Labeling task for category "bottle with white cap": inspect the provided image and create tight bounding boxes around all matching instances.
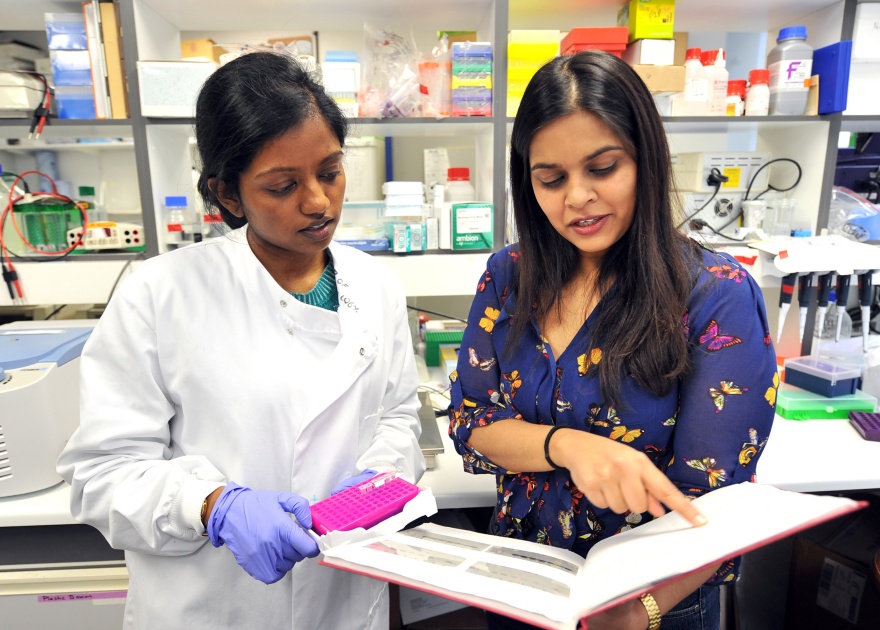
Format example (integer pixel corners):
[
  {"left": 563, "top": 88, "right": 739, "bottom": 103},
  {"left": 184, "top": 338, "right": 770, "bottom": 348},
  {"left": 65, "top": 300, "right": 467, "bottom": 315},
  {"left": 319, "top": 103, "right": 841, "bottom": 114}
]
[{"left": 708, "top": 49, "right": 729, "bottom": 116}]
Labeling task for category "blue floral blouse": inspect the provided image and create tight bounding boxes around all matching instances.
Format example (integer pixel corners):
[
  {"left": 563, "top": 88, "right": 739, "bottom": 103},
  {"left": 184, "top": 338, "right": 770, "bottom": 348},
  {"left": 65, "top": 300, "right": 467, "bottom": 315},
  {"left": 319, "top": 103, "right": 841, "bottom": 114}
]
[{"left": 448, "top": 244, "right": 778, "bottom": 584}]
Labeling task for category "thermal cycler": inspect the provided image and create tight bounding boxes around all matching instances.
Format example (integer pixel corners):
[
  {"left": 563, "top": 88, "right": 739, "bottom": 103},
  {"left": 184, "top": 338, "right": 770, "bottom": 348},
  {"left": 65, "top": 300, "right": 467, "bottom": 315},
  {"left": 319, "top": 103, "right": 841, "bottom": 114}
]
[{"left": 0, "top": 320, "right": 95, "bottom": 498}]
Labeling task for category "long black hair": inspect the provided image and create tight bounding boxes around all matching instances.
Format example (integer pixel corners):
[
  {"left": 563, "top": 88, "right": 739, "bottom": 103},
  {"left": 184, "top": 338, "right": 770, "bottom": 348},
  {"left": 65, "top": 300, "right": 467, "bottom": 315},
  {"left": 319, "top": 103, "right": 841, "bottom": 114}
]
[
  {"left": 194, "top": 52, "right": 348, "bottom": 228},
  {"left": 508, "top": 50, "right": 701, "bottom": 406}
]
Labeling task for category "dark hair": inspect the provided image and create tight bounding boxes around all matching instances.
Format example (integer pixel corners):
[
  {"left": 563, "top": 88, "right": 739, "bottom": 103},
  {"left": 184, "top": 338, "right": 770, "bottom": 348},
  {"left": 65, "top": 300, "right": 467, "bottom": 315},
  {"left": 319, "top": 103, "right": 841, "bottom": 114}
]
[
  {"left": 508, "top": 50, "right": 700, "bottom": 405},
  {"left": 194, "top": 52, "right": 348, "bottom": 228}
]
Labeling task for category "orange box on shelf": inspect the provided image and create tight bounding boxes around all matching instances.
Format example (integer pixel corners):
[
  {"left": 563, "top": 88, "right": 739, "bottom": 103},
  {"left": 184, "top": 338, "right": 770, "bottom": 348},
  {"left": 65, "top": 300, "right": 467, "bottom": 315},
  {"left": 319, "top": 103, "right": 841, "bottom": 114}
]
[{"left": 561, "top": 27, "right": 629, "bottom": 57}]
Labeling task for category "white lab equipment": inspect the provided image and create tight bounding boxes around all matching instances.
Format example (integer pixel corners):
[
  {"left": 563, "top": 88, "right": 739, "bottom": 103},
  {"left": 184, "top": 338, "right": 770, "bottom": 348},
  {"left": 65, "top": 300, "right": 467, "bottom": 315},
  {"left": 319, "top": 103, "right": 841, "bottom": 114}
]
[{"left": 0, "top": 320, "right": 94, "bottom": 498}]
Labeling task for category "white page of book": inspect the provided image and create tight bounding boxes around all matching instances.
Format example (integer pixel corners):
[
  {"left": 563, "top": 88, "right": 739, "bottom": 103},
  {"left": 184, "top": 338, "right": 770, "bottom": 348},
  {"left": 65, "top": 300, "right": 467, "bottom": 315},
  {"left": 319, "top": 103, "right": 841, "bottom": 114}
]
[
  {"left": 323, "top": 523, "right": 589, "bottom": 623},
  {"left": 572, "top": 483, "right": 861, "bottom": 614}
]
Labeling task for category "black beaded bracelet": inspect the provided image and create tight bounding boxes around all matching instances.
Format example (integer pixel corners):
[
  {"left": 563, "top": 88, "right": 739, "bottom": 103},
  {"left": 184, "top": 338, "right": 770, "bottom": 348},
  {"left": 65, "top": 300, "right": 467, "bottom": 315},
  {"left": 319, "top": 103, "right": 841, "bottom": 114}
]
[{"left": 544, "top": 425, "right": 563, "bottom": 470}]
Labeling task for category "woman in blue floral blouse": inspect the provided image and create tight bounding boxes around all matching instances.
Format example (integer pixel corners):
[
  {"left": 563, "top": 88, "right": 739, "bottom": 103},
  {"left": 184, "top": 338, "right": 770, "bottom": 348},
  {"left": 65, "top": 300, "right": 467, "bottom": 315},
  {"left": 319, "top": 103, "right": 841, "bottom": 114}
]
[{"left": 448, "top": 51, "right": 777, "bottom": 630}]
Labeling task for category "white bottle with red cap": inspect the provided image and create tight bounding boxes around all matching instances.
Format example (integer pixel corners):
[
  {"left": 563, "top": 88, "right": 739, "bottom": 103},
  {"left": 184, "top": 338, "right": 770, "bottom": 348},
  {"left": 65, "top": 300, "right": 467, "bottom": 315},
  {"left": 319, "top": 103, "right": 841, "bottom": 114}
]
[
  {"left": 682, "top": 47, "right": 709, "bottom": 116},
  {"left": 445, "top": 167, "right": 476, "bottom": 203}
]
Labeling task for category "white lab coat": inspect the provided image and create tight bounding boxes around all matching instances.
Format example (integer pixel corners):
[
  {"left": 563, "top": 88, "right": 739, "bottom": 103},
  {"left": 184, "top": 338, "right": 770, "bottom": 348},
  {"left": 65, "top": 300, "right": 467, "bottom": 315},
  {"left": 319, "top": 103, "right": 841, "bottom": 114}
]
[{"left": 57, "top": 227, "right": 425, "bottom": 630}]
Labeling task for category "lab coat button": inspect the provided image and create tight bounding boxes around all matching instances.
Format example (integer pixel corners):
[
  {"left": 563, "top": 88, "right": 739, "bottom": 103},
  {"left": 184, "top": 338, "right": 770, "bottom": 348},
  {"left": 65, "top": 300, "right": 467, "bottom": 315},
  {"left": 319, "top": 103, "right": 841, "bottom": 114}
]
[
  {"left": 280, "top": 299, "right": 288, "bottom": 308},
  {"left": 359, "top": 348, "right": 365, "bottom": 356},
  {"left": 287, "top": 328, "right": 294, "bottom": 336}
]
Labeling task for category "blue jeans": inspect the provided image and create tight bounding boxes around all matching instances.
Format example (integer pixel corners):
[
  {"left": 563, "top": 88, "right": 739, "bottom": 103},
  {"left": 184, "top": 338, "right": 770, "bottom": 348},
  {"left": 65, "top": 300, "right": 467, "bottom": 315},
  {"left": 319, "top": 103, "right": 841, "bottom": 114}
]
[{"left": 485, "top": 585, "right": 721, "bottom": 630}]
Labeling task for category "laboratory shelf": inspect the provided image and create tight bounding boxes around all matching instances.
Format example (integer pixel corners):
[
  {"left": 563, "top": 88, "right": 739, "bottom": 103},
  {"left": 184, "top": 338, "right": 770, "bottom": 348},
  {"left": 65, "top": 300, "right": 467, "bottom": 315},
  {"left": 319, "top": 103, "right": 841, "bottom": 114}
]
[{"left": 839, "top": 115, "right": 880, "bottom": 133}]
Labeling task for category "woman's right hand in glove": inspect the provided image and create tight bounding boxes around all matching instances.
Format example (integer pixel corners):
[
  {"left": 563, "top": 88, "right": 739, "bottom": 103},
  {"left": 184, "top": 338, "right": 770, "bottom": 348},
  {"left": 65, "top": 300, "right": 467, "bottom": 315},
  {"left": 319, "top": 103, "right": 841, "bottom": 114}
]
[{"left": 206, "top": 482, "right": 320, "bottom": 584}]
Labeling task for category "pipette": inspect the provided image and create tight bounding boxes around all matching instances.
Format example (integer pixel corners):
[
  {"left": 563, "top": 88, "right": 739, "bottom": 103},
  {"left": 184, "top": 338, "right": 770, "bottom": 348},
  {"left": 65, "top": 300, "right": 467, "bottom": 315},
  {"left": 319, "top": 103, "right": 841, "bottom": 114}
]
[
  {"left": 797, "top": 273, "right": 814, "bottom": 343},
  {"left": 813, "top": 272, "right": 833, "bottom": 355},
  {"left": 857, "top": 271, "right": 873, "bottom": 352},
  {"left": 777, "top": 273, "right": 797, "bottom": 343},
  {"left": 835, "top": 274, "right": 851, "bottom": 343}
]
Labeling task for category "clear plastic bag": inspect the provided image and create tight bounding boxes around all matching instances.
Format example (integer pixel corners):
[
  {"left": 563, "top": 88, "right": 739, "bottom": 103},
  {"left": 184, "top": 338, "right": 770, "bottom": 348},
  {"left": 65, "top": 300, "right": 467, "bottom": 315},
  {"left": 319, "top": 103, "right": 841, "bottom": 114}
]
[
  {"left": 828, "top": 186, "right": 880, "bottom": 241},
  {"left": 360, "top": 23, "right": 423, "bottom": 118}
]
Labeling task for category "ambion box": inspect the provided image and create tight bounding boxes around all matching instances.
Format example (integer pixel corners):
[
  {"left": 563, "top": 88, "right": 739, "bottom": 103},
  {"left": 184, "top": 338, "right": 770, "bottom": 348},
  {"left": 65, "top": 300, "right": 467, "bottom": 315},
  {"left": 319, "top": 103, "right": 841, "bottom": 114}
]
[
  {"left": 784, "top": 356, "right": 862, "bottom": 398},
  {"left": 775, "top": 383, "right": 876, "bottom": 420},
  {"left": 617, "top": 0, "right": 676, "bottom": 43},
  {"left": 137, "top": 61, "right": 217, "bottom": 117},
  {"left": 452, "top": 203, "right": 493, "bottom": 250}
]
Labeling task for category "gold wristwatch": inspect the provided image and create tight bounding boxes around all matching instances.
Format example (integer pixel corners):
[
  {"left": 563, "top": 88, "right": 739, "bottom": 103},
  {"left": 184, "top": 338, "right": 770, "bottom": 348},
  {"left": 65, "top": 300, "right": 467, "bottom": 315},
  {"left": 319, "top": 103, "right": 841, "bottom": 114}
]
[{"left": 639, "top": 593, "right": 662, "bottom": 630}]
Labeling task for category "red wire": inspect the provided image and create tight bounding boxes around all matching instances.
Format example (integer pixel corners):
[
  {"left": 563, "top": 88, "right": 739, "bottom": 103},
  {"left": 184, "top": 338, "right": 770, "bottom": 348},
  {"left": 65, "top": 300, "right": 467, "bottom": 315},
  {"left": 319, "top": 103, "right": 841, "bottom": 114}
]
[{"left": 0, "top": 170, "right": 89, "bottom": 300}]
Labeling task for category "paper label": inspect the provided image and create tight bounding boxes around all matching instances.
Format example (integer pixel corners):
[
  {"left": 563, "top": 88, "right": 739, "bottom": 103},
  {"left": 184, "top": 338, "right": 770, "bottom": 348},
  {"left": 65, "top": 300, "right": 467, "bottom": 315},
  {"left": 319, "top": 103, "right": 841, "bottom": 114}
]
[
  {"left": 722, "top": 168, "right": 741, "bottom": 189},
  {"left": 815, "top": 557, "right": 865, "bottom": 624},
  {"left": 768, "top": 59, "right": 813, "bottom": 90}
]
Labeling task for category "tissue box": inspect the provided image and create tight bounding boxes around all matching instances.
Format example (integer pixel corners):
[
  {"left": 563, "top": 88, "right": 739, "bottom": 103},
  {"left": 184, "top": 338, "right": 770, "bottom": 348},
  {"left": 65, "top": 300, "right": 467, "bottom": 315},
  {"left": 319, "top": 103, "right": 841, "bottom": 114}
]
[
  {"left": 137, "top": 61, "right": 217, "bottom": 117},
  {"left": 784, "top": 356, "right": 862, "bottom": 398}
]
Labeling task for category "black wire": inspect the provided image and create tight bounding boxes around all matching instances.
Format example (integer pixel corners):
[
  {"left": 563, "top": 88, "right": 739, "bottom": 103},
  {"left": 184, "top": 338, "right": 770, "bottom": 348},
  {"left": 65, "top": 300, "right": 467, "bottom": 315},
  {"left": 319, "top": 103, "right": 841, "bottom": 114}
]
[
  {"left": 714, "top": 157, "right": 804, "bottom": 233},
  {"left": 744, "top": 158, "right": 803, "bottom": 202},
  {"left": 107, "top": 252, "right": 145, "bottom": 303},
  {"left": 675, "top": 182, "right": 721, "bottom": 230},
  {"left": 45, "top": 304, "right": 67, "bottom": 319},
  {"left": 407, "top": 305, "right": 467, "bottom": 323}
]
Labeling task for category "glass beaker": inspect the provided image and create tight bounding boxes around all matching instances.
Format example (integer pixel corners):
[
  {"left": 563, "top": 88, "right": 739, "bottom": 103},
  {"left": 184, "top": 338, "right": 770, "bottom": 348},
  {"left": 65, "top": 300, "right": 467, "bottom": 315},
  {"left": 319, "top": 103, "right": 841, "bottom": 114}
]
[
  {"left": 741, "top": 200, "right": 766, "bottom": 229},
  {"left": 765, "top": 198, "right": 796, "bottom": 239}
]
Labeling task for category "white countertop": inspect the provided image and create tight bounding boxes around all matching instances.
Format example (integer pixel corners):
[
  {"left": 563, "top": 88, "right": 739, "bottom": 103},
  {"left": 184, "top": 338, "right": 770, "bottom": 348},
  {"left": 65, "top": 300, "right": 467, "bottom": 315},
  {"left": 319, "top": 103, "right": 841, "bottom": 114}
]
[
  {"left": 3, "top": 414, "right": 878, "bottom": 529},
  {"left": 757, "top": 414, "right": 880, "bottom": 492}
]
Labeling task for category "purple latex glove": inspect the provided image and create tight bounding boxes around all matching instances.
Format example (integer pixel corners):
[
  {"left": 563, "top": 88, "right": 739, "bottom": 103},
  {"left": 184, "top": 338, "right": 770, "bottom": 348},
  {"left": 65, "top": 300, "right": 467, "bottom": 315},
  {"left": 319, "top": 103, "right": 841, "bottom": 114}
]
[
  {"left": 207, "top": 482, "right": 319, "bottom": 584},
  {"left": 330, "top": 469, "right": 379, "bottom": 495}
]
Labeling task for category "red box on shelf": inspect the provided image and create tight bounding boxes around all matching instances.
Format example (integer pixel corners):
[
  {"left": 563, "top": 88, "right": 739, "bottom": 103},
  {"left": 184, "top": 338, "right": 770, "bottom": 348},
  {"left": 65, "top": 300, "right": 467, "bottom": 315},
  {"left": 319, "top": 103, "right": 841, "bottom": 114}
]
[{"left": 561, "top": 27, "right": 629, "bottom": 57}]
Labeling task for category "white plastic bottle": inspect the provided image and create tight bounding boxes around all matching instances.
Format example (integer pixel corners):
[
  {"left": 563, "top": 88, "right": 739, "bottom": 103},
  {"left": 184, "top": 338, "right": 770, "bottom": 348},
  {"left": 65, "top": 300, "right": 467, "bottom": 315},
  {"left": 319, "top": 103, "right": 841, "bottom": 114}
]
[
  {"left": 767, "top": 26, "right": 813, "bottom": 116},
  {"left": 708, "top": 49, "right": 729, "bottom": 116},
  {"left": 682, "top": 48, "right": 709, "bottom": 116},
  {"left": 745, "top": 69, "right": 770, "bottom": 116},
  {"left": 164, "top": 195, "right": 189, "bottom": 248},
  {"left": 445, "top": 167, "right": 476, "bottom": 202}
]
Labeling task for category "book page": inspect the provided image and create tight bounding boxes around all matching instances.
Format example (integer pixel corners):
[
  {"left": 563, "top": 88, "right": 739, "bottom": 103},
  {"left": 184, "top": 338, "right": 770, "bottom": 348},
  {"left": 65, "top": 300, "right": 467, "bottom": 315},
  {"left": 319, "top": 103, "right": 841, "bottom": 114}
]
[
  {"left": 574, "top": 483, "right": 862, "bottom": 615},
  {"left": 323, "top": 523, "right": 588, "bottom": 625}
]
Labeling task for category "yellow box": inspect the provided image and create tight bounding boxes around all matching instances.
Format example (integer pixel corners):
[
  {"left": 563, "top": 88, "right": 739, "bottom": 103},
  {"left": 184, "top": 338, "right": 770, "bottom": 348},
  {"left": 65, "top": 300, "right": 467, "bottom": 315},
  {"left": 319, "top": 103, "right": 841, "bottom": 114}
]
[
  {"left": 617, "top": 0, "right": 676, "bottom": 42},
  {"left": 180, "top": 39, "right": 224, "bottom": 64}
]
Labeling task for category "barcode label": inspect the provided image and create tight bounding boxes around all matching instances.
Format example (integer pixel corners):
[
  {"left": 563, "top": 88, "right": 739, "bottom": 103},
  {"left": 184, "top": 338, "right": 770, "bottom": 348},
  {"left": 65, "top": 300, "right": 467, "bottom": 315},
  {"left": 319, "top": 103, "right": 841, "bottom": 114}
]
[{"left": 815, "top": 557, "right": 866, "bottom": 624}]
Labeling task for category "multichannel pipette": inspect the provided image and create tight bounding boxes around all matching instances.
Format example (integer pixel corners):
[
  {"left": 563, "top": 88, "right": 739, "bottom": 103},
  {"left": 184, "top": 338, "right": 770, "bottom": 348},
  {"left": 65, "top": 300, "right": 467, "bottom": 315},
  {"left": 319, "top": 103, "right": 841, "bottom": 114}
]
[
  {"left": 777, "top": 273, "right": 798, "bottom": 343},
  {"left": 813, "top": 272, "right": 833, "bottom": 354},
  {"left": 797, "top": 273, "right": 814, "bottom": 343},
  {"left": 836, "top": 274, "right": 852, "bottom": 343}
]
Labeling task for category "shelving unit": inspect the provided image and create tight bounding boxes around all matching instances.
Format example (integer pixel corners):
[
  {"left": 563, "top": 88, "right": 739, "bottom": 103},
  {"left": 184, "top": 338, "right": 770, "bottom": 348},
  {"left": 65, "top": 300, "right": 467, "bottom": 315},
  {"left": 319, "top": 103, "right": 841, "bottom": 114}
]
[{"left": 0, "top": 0, "right": 877, "bottom": 306}]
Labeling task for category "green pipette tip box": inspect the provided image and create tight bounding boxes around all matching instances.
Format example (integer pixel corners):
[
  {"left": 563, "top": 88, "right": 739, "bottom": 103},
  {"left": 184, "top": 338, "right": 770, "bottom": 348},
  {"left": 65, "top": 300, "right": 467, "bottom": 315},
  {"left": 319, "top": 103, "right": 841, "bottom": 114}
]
[{"left": 776, "top": 383, "right": 877, "bottom": 420}]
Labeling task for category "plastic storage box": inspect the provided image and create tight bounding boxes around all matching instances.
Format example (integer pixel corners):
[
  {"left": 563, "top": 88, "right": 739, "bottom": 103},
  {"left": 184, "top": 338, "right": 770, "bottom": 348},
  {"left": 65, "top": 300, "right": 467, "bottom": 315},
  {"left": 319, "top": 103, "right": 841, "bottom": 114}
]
[
  {"left": 775, "top": 383, "right": 876, "bottom": 420},
  {"left": 784, "top": 356, "right": 862, "bottom": 398},
  {"left": 560, "top": 27, "right": 629, "bottom": 57}
]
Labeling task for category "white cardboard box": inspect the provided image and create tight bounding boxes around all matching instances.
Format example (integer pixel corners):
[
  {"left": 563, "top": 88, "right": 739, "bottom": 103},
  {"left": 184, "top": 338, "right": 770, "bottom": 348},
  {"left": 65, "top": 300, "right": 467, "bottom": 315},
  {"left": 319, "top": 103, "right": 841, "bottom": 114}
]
[{"left": 622, "top": 39, "right": 676, "bottom": 67}]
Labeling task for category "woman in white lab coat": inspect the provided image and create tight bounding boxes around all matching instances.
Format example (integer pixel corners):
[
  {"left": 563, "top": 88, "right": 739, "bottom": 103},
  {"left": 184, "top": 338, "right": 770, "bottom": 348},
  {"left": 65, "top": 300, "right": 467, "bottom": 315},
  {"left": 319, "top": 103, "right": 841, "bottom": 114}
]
[{"left": 57, "top": 51, "right": 425, "bottom": 629}]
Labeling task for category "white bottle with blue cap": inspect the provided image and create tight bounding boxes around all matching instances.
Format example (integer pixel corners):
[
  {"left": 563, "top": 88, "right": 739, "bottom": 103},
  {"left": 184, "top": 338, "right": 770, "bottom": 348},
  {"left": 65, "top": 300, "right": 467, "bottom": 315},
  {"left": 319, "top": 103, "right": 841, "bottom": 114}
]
[{"left": 767, "top": 25, "right": 813, "bottom": 116}]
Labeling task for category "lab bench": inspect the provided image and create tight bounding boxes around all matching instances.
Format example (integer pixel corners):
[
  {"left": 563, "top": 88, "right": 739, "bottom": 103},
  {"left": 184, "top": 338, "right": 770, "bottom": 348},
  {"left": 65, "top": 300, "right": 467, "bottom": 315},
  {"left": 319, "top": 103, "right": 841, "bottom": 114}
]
[{"left": 1, "top": 412, "right": 877, "bottom": 630}]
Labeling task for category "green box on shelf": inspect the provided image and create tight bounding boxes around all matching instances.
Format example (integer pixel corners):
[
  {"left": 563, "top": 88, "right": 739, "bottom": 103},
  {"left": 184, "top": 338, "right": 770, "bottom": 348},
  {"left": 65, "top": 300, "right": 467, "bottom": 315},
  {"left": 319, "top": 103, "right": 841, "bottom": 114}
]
[
  {"left": 775, "top": 383, "right": 877, "bottom": 420},
  {"left": 424, "top": 330, "right": 464, "bottom": 366}
]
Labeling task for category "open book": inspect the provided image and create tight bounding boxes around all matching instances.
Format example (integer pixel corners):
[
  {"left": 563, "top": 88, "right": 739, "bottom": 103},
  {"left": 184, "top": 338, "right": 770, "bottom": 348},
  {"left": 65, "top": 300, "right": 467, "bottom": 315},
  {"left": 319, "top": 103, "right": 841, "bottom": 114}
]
[{"left": 320, "top": 482, "right": 865, "bottom": 630}]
